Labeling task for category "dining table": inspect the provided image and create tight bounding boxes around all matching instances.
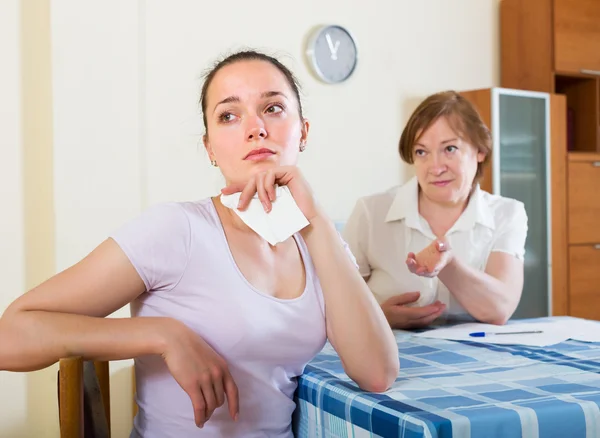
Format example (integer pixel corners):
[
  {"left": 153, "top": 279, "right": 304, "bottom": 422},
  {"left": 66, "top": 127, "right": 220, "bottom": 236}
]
[{"left": 293, "top": 316, "right": 600, "bottom": 438}]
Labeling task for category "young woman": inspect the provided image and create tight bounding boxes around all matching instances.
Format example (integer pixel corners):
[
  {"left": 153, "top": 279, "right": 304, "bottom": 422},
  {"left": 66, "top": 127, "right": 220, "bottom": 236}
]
[{"left": 0, "top": 50, "right": 399, "bottom": 437}]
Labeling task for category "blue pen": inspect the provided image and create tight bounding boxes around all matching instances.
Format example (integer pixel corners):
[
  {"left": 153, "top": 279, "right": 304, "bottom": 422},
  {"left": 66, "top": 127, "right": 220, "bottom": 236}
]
[{"left": 469, "top": 330, "right": 543, "bottom": 337}]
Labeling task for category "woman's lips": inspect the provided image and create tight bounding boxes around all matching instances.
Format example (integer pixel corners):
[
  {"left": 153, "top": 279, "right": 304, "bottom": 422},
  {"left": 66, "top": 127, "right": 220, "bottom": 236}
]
[{"left": 244, "top": 148, "right": 275, "bottom": 161}]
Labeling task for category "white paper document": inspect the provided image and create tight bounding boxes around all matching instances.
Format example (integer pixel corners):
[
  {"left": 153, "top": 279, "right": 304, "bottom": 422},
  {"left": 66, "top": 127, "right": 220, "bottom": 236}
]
[
  {"left": 220, "top": 186, "right": 309, "bottom": 246},
  {"left": 414, "top": 318, "right": 600, "bottom": 347},
  {"left": 557, "top": 318, "right": 600, "bottom": 343}
]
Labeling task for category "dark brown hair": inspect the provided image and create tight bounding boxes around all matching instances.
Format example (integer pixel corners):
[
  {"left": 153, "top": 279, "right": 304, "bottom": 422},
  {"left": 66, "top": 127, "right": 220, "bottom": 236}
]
[
  {"left": 199, "top": 50, "right": 304, "bottom": 136},
  {"left": 398, "top": 90, "right": 492, "bottom": 181}
]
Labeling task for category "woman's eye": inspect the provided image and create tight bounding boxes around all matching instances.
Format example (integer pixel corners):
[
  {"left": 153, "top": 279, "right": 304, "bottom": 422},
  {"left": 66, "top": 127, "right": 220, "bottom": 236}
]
[
  {"left": 219, "top": 112, "right": 236, "bottom": 123},
  {"left": 266, "top": 104, "right": 283, "bottom": 114},
  {"left": 415, "top": 149, "right": 426, "bottom": 156},
  {"left": 446, "top": 145, "right": 458, "bottom": 152}
]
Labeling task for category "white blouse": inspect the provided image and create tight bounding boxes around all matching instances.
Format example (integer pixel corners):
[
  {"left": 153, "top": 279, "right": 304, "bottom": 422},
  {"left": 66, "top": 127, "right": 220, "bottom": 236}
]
[{"left": 343, "top": 176, "right": 528, "bottom": 319}]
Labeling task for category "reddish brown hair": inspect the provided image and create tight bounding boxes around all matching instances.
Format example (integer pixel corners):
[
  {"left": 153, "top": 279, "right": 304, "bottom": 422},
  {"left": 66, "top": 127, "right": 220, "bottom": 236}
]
[{"left": 398, "top": 90, "right": 492, "bottom": 182}]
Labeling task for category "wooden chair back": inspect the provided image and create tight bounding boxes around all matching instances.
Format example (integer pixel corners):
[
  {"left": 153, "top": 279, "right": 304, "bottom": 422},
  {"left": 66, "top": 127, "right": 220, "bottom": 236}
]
[{"left": 57, "top": 357, "right": 111, "bottom": 438}]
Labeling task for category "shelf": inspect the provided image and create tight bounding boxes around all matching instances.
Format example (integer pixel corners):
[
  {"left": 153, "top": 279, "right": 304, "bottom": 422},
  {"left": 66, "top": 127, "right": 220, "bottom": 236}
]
[
  {"left": 568, "top": 152, "right": 600, "bottom": 162},
  {"left": 500, "top": 134, "right": 538, "bottom": 147},
  {"left": 500, "top": 173, "right": 538, "bottom": 181},
  {"left": 554, "top": 74, "right": 599, "bottom": 153},
  {"left": 555, "top": 70, "right": 600, "bottom": 80}
]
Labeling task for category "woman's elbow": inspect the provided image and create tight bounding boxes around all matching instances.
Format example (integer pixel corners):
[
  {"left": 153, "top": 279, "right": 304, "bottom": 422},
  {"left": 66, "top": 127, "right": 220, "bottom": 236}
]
[
  {"left": 478, "top": 307, "right": 513, "bottom": 326},
  {"left": 486, "top": 315, "right": 509, "bottom": 326},
  {"left": 354, "top": 359, "right": 399, "bottom": 393},
  {"left": 0, "top": 311, "right": 44, "bottom": 372}
]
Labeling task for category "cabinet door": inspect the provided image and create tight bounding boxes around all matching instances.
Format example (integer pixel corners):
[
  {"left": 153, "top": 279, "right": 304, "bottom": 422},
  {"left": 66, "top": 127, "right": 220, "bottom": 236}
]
[
  {"left": 496, "top": 90, "right": 549, "bottom": 318},
  {"left": 554, "top": 0, "right": 600, "bottom": 73},
  {"left": 568, "top": 160, "right": 600, "bottom": 244},
  {"left": 569, "top": 245, "right": 600, "bottom": 320}
]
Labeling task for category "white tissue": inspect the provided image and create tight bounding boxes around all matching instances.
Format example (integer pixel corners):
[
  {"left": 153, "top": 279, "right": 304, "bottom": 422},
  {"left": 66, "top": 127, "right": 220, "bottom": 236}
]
[{"left": 220, "top": 186, "right": 310, "bottom": 246}]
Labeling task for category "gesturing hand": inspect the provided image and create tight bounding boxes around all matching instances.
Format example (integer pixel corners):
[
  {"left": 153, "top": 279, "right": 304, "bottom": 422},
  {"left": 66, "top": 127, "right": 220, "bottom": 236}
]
[
  {"left": 162, "top": 320, "right": 239, "bottom": 428},
  {"left": 381, "top": 292, "right": 446, "bottom": 329},
  {"left": 221, "top": 166, "right": 322, "bottom": 222},
  {"left": 407, "top": 239, "right": 453, "bottom": 278}
]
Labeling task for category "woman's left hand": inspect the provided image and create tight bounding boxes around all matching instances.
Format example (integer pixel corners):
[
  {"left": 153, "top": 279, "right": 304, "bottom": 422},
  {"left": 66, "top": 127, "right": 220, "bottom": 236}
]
[
  {"left": 221, "top": 166, "right": 322, "bottom": 222},
  {"left": 407, "top": 239, "right": 453, "bottom": 278}
]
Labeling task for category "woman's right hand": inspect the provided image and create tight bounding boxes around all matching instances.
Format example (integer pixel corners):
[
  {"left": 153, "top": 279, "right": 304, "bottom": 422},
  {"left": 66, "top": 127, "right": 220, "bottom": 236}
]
[
  {"left": 161, "top": 320, "right": 239, "bottom": 428},
  {"left": 381, "top": 292, "right": 446, "bottom": 329},
  {"left": 221, "top": 165, "right": 322, "bottom": 222}
]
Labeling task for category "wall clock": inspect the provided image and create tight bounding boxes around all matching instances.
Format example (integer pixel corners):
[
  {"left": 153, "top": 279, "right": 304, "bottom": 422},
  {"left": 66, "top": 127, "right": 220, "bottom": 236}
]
[{"left": 305, "top": 25, "right": 358, "bottom": 84}]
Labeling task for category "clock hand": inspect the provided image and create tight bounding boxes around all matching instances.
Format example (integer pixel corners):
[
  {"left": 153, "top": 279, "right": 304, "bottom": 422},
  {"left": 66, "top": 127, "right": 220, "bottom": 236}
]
[
  {"left": 325, "top": 33, "right": 335, "bottom": 53},
  {"left": 325, "top": 33, "right": 339, "bottom": 60},
  {"left": 333, "top": 40, "right": 340, "bottom": 56}
]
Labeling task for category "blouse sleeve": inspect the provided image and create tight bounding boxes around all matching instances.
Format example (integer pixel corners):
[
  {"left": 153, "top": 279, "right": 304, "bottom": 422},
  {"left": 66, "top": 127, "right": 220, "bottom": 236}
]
[
  {"left": 109, "top": 202, "right": 192, "bottom": 292},
  {"left": 491, "top": 200, "right": 528, "bottom": 261}
]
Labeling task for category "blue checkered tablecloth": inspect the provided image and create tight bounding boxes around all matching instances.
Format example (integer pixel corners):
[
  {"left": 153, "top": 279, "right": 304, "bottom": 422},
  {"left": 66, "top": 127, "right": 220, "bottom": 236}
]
[{"left": 293, "top": 317, "right": 600, "bottom": 438}]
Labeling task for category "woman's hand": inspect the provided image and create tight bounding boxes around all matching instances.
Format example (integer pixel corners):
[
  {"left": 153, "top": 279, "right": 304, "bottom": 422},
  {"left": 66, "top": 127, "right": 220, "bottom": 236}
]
[
  {"left": 161, "top": 320, "right": 239, "bottom": 428},
  {"left": 221, "top": 166, "right": 321, "bottom": 222},
  {"left": 381, "top": 292, "right": 446, "bottom": 329},
  {"left": 407, "top": 239, "right": 453, "bottom": 278}
]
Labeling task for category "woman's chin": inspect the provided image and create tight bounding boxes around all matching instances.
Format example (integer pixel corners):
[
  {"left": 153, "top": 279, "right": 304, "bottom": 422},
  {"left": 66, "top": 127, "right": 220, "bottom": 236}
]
[
  {"left": 231, "top": 160, "right": 278, "bottom": 181},
  {"left": 246, "top": 159, "right": 278, "bottom": 172}
]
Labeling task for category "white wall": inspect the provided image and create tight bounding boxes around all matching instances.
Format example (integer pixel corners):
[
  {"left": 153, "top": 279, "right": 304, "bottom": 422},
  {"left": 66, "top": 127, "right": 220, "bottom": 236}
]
[
  {"left": 51, "top": 0, "right": 143, "bottom": 268},
  {"left": 1, "top": 0, "right": 499, "bottom": 437},
  {"left": 51, "top": 1, "right": 143, "bottom": 437},
  {"left": 143, "top": 0, "right": 499, "bottom": 220},
  {"left": 0, "top": 1, "right": 28, "bottom": 437}
]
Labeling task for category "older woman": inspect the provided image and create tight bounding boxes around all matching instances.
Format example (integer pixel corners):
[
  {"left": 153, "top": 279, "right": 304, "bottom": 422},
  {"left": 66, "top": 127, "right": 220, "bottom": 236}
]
[
  {"left": 0, "top": 50, "right": 398, "bottom": 437},
  {"left": 344, "top": 91, "right": 527, "bottom": 329}
]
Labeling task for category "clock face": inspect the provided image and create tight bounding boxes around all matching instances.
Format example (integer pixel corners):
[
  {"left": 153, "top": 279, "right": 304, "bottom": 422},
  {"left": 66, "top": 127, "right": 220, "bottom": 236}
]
[{"left": 307, "top": 25, "right": 358, "bottom": 84}]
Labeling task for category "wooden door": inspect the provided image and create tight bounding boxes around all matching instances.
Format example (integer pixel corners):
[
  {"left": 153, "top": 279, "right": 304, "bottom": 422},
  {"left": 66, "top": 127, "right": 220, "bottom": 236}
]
[
  {"left": 568, "top": 156, "right": 600, "bottom": 244},
  {"left": 569, "top": 245, "right": 600, "bottom": 320},
  {"left": 554, "top": 0, "right": 600, "bottom": 73}
]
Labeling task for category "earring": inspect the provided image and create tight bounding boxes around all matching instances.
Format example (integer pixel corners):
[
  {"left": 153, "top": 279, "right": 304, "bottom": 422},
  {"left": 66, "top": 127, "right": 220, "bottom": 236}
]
[
  {"left": 211, "top": 160, "right": 218, "bottom": 167},
  {"left": 299, "top": 141, "right": 306, "bottom": 152}
]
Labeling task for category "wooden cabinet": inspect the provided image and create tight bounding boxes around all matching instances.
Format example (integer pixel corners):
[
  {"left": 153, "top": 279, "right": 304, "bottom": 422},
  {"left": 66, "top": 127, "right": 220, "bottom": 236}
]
[
  {"left": 568, "top": 155, "right": 600, "bottom": 244},
  {"left": 555, "top": 76, "right": 599, "bottom": 152},
  {"left": 500, "top": 0, "right": 554, "bottom": 93},
  {"left": 502, "top": 1, "right": 600, "bottom": 320},
  {"left": 569, "top": 245, "right": 600, "bottom": 320},
  {"left": 554, "top": 0, "right": 600, "bottom": 74},
  {"left": 567, "top": 153, "right": 600, "bottom": 320},
  {"left": 501, "top": 0, "right": 600, "bottom": 154},
  {"left": 459, "top": 88, "right": 568, "bottom": 318}
]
